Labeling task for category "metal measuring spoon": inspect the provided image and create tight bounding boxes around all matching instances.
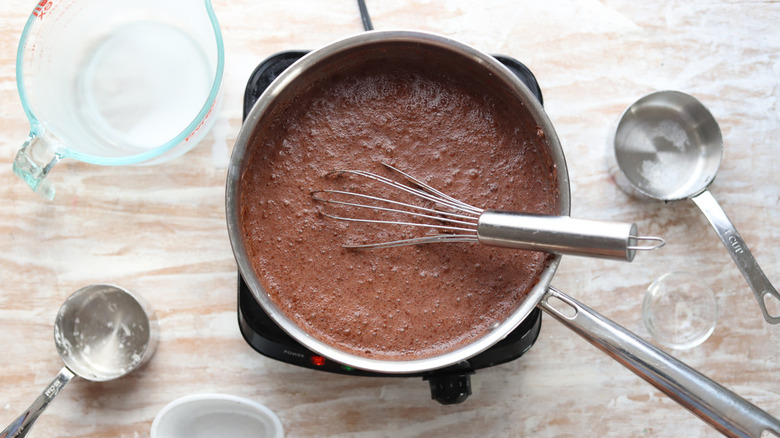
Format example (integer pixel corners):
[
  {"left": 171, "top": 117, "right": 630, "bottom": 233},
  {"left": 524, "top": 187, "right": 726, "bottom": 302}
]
[
  {"left": 613, "top": 90, "right": 780, "bottom": 324},
  {"left": 1, "top": 284, "right": 158, "bottom": 438}
]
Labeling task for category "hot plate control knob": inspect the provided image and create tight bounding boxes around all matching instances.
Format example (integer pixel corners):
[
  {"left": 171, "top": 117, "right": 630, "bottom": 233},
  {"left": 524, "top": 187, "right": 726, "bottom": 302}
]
[{"left": 424, "top": 371, "right": 474, "bottom": 405}]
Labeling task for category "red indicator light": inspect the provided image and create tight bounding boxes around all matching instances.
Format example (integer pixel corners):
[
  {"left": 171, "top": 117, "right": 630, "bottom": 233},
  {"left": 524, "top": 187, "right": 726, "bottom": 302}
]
[{"left": 310, "top": 355, "right": 326, "bottom": 367}]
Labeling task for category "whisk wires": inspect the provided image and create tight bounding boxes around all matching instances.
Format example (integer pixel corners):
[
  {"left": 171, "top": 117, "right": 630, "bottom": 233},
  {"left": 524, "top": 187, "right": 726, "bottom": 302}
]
[{"left": 311, "top": 163, "right": 483, "bottom": 248}]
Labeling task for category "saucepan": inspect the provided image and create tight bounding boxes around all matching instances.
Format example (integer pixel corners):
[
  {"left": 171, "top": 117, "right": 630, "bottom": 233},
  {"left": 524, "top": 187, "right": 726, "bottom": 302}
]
[{"left": 226, "top": 30, "right": 780, "bottom": 436}]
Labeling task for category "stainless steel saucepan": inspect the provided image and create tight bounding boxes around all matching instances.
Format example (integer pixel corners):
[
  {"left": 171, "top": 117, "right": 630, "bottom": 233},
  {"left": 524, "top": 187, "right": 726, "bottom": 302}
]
[{"left": 226, "top": 30, "right": 780, "bottom": 436}]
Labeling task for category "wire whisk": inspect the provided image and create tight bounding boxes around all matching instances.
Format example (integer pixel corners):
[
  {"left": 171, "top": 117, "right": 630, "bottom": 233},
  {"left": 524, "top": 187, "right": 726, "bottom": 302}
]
[{"left": 312, "top": 163, "right": 664, "bottom": 261}]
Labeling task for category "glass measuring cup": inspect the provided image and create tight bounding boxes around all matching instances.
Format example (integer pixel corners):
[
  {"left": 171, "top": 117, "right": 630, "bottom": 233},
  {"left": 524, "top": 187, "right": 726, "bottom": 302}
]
[{"left": 14, "top": 0, "right": 225, "bottom": 199}]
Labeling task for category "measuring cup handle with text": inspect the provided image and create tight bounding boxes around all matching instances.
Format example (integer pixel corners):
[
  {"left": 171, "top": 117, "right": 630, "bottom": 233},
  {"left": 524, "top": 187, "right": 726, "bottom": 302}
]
[
  {"left": 691, "top": 190, "right": 780, "bottom": 324},
  {"left": 0, "top": 368, "right": 74, "bottom": 438}
]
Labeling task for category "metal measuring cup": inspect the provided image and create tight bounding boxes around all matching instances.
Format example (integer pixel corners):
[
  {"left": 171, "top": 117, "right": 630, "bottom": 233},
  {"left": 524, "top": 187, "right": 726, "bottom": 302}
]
[
  {"left": 613, "top": 90, "right": 780, "bottom": 324},
  {"left": 0, "top": 284, "right": 158, "bottom": 438}
]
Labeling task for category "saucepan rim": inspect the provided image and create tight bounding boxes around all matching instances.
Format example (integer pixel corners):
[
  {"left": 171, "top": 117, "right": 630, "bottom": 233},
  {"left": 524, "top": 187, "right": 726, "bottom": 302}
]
[{"left": 225, "top": 29, "right": 570, "bottom": 374}]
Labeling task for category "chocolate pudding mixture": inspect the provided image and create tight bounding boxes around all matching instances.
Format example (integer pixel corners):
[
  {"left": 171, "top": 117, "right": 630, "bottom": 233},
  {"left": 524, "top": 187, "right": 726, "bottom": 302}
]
[{"left": 240, "top": 59, "right": 559, "bottom": 360}]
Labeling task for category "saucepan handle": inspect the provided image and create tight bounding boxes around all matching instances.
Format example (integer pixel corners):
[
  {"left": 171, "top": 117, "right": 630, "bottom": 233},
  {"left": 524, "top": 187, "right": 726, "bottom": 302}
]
[{"left": 540, "top": 286, "right": 780, "bottom": 438}]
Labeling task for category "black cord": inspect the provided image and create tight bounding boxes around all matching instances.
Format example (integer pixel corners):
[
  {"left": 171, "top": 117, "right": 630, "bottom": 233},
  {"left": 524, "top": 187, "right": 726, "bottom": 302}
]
[{"left": 357, "top": 0, "right": 374, "bottom": 31}]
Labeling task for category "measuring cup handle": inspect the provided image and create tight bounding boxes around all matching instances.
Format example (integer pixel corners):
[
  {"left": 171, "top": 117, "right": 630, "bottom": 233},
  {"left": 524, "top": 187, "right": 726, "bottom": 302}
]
[
  {"left": 541, "top": 286, "right": 780, "bottom": 437},
  {"left": 12, "top": 132, "right": 61, "bottom": 200},
  {"left": 0, "top": 367, "right": 74, "bottom": 438},
  {"left": 690, "top": 190, "right": 780, "bottom": 324}
]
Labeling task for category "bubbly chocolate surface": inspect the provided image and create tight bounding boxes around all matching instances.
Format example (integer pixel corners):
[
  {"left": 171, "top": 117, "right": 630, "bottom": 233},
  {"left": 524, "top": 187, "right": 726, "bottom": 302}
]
[{"left": 239, "top": 59, "right": 559, "bottom": 360}]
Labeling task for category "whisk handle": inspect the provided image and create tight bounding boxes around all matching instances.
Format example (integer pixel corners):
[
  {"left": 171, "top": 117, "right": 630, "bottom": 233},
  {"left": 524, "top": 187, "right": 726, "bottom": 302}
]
[{"left": 477, "top": 211, "right": 660, "bottom": 262}]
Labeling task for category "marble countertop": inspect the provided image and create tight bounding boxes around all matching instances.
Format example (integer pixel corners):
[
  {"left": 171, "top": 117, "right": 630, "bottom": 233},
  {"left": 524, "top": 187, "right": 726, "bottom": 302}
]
[{"left": 1, "top": 1, "right": 779, "bottom": 436}]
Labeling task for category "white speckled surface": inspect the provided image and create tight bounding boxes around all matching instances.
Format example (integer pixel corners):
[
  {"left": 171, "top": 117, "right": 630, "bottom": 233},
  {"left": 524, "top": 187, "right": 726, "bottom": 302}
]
[{"left": 1, "top": 1, "right": 779, "bottom": 436}]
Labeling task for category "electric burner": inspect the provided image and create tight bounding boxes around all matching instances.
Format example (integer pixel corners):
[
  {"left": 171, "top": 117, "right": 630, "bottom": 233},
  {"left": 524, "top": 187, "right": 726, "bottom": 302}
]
[{"left": 237, "top": 50, "right": 545, "bottom": 405}]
